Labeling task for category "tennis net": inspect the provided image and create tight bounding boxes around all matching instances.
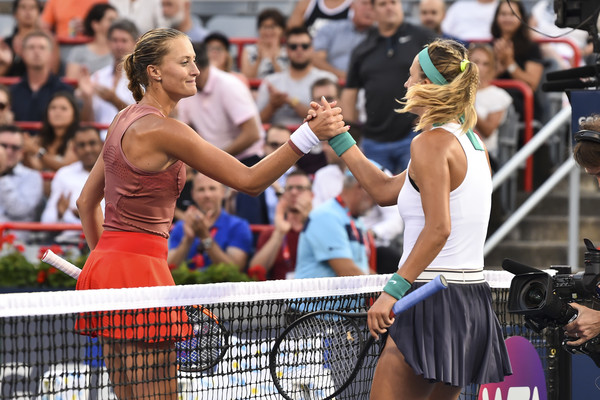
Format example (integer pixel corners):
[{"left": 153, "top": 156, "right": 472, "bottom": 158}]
[{"left": 0, "top": 272, "right": 557, "bottom": 399}]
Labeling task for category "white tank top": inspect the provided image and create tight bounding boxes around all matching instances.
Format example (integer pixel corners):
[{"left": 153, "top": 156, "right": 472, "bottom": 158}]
[{"left": 397, "top": 123, "right": 491, "bottom": 271}]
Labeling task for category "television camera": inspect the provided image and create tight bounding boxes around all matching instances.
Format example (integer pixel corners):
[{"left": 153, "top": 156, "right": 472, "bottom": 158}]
[{"left": 503, "top": 239, "right": 600, "bottom": 366}]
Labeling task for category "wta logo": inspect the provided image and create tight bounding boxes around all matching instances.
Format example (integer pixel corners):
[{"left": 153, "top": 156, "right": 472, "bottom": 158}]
[{"left": 478, "top": 336, "right": 547, "bottom": 400}]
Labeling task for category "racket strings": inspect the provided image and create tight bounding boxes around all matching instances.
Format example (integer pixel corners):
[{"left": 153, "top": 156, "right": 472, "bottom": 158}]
[
  {"left": 272, "top": 314, "right": 364, "bottom": 400},
  {"left": 176, "top": 306, "right": 226, "bottom": 371}
]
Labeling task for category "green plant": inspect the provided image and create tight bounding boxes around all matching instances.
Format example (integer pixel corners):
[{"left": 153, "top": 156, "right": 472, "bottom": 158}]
[{"left": 171, "top": 263, "right": 253, "bottom": 285}]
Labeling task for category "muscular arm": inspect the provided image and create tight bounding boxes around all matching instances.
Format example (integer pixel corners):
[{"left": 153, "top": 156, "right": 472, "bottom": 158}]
[
  {"left": 396, "top": 131, "right": 454, "bottom": 282},
  {"left": 76, "top": 154, "right": 105, "bottom": 250}
]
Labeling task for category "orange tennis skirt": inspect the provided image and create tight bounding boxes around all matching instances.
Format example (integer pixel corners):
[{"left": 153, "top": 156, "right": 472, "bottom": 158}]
[{"left": 75, "top": 230, "right": 192, "bottom": 342}]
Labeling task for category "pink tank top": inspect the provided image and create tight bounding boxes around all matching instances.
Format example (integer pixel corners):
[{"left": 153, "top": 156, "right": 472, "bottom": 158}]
[{"left": 102, "top": 104, "right": 185, "bottom": 238}]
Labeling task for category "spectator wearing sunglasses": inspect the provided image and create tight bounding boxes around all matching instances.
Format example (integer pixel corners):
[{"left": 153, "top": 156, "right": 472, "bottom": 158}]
[
  {"left": 0, "top": 124, "right": 43, "bottom": 236},
  {"left": 256, "top": 26, "right": 337, "bottom": 126},
  {"left": 0, "top": 85, "right": 14, "bottom": 125},
  {"left": 249, "top": 170, "right": 314, "bottom": 280}
]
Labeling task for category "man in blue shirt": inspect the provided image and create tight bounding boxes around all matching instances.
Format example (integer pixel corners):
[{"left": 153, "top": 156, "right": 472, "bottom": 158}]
[
  {"left": 168, "top": 172, "right": 253, "bottom": 270},
  {"left": 295, "top": 170, "right": 374, "bottom": 279},
  {"left": 10, "top": 31, "right": 73, "bottom": 122}
]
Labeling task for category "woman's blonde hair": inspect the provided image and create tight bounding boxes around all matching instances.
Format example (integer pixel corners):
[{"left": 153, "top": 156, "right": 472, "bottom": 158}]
[
  {"left": 122, "top": 28, "right": 188, "bottom": 102},
  {"left": 397, "top": 39, "right": 479, "bottom": 134}
]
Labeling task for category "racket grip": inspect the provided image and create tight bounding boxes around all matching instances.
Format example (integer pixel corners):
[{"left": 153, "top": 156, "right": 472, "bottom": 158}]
[
  {"left": 391, "top": 275, "right": 448, "bottom": 316},
  {"left": 41, "top": 249, "right": 82, "bottom": 280}
]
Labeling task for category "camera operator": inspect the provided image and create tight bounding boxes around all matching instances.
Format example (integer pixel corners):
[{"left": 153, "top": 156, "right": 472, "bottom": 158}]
[{"left": 564, "top": 115, "right": 600, "bottom": 345}]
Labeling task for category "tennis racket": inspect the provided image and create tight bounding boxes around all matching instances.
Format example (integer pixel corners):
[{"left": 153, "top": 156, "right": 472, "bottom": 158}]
[
  {"left": 269, "top": 275, "right": 448, "bottom": 400},
  {"left": 41, "top": 249, "right": 229, "bottom": 373}
]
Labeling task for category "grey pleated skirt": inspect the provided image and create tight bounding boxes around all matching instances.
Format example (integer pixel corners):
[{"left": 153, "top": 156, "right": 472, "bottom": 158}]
[{"left": 387, "top": 281, "right": 512, "bottom": 387}]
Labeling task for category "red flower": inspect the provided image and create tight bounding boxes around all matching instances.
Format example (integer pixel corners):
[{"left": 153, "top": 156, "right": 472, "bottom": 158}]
[
  {"left": 3, "top": 234, "right": 15, "bottom": 245},
  {"left": 247, "top": 265, "right": 267, "bottom": 281},
  {"left": 191, "top": 255, "right": 204, "bottom": 269},
  {"left": 37, "top": 270, "right": 46, "bottom": 284},
  {"left": 38, "top": 246, "right": 49, "bottom": 260},
  {"left": 48, "top": 267, "right": 58, "bottom": 275},
  {"left": 15, "top": 244, "right": 25, "bottom": 253},
  {"left": 49, "top": 244, "right": 64, "bottom": 256}
]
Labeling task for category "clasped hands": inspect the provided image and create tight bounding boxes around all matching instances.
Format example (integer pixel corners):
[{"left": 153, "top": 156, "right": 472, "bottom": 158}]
[{"left": 305, "top": 96, "right": 349, "bottom": 141}]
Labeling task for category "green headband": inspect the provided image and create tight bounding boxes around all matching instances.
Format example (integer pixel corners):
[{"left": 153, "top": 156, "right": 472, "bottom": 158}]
[{"left": 418, "top": 47, "right": 448, "bottom": 85}]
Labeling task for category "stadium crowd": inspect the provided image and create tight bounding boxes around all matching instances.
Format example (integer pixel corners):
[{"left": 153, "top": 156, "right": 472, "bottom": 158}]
[{"left": 0, "top": 0, "right": 593, "bottom": 279}]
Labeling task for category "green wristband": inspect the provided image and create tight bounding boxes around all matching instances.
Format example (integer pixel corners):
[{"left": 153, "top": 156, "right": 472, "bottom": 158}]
[
  {"left": 383, "top": 273, "right": 412, "bottom": 300},
  {"left": 328, "top": 131, "right": 356, "bottom": 157}
]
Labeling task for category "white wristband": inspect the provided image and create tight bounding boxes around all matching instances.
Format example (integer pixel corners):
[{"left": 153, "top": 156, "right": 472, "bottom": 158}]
[{"left": 290, "top": 122, "right": 320, "bottom": 154}]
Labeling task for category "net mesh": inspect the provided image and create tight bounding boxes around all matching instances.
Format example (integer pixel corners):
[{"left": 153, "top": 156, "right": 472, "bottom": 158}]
[{"left": 0, "top": 272, "right": 558, "bottom": 400}]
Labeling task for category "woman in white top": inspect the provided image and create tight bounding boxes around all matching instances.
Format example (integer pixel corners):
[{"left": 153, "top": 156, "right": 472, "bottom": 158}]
[{"left": 313, "top": 38, "right": 512, "bottom": 399}]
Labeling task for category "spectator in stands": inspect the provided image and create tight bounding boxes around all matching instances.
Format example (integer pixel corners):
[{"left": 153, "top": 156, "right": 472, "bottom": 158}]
[
  {"left": 0, "top": 84, "right": 14, "bottom": 125},
  {"left": 249, "top": 170, "right": 313, "bottom": 280},
  {"left": 441, "top": 0, "right": 498, "bottom": 43},
  {"left": 40, "top": 0, "right": 102, "bottom": 38},
  {"left": 419, "top": 0, "right": 446, "bottom": 36},
  {"left": 295, "top": 169, "right": 372, "bottom": 278},
  {"left": 0, "top": 124, "right": 43, "bottom": 227},
  {"left": 287, "top": 0, "right": 353, "bottom": 35},
  {"left": 23, "top": 91, "right": 79, "bottom": 172},
  {"left": 76, "top": 19, "right": 138, "bottom": 137},
  {"left": 0, "top": 0, "right": 43, "bottom": 77},
  {"left": 161, "top": 0, "right": 207, "bottom": 42},
  {"left": 10, "top": 31, "right": 73, "bottom": 122},
  {"left": 340, "top": 0, "right": 435, "bottom": 174},
  {"left": 178, "top": 41, "right": 263, "bottom": 166},
  {"left": 256, "top": 26, "right": 337, "bottom": 126},
  {"left": 312, "top": 0, "right": 374, "bottom": 81},
  {"left": 65, "top": 3, "right": 118, "bottom": 79},
  {"left": 168, "top": 172, "right": 253, "bottom": 270},
  {"left": 41, "top": 125, "right": 103, "bottom": 237},
  {"left": 491, "top": 0, "right": 544, "bottom": 120},
  {"left": 204, "top": 32, "right": 249, "bottom": 86},
  {"left": 240, "top": 8, "right": 288, "bottom": 80},
  {"left": 108, "top": 0, "right": 165, "bottom": 36},
  {"left": 469, "top": 43, "right": 512, "bottom": 170}
]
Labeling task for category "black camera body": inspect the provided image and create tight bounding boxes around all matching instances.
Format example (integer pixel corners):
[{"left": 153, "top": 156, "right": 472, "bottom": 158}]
[{"left": 504, "top": 239, "right": 600, "bottom": 366}]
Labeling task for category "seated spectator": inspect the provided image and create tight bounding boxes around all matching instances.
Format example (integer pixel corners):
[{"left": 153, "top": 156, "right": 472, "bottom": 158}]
[
  {"left": 204, "top": 32, "right": 248, "bottom": 86},
  {"left": 10, "top": 30, "right": 73, "bottom": 122},
  {"left": 65, "top": 3, "right": 118, "bottom": 79},
  {"left": 109, "top": 0, "right": 165, "bottom": 36},
  {"left": 229, "top": 124, "right": 293, "bottom": 226},
  {"left": 0, "top": 84, "right": 14, "bottom": 125},
  {"left": 287, "top": 0, "right": 353, "bottom": 35},
  {"left": 491, "top": 0, "right": 544, "bottom": 121},
  {"left": 40, "top": 0, "right": 103, "bottom": 38},
  {"left": 469, "top": 43, "right": 512, "bottom": 170},
  {"left": 161, "top": 0, "right": 207, "bottom": 42},
  {"left": 240, "top": 8, "right": 288, "bottom": 80},
  {"left": 23, "top": 91, "right": 79, "bottom": 172},
  {"left": 249, "top": 170, "right": 313, "bottom": 280},
  {"left": 295, "top": 170, "right": 372, "bottom": 279},
  {"left": 256, "top": 26, "right": 337, "bottom": 126},
  {"left": 76, "top": 19, "right": 138, "bottom": 138},
  {"left": 441, "top": 0, "right": 498, "bottom": 42},
  {"left": 419, "top": 0, "right": 446, "bottom": 36},
  {"left": 168, "top": 172, "right": 253, "bottom": 271},
  {"left": 41, "top": 125, "right": 103, "bottom": 241},
  {"left": 177, "top": 41, "right": 263, "bottom": 166},
  {"left": 0, "top": 125, "right": 43, "bottom": 232},
  {"left": 0, "top": 0, "right": 44, "bottom": 77},
  {"left": 312, "top": 0, "right": 374, "bottom": 81}
]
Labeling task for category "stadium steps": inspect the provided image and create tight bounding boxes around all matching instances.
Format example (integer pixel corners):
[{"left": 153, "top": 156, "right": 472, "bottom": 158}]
[{"left": 484, "top": 170, "right": 600, "bottom": 270}]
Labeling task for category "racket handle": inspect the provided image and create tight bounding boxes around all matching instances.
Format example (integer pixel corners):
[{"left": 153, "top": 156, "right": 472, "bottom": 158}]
[
  {"left": 392, "top": 275, "right": 448, "bottom": 316},
  {"left": 41, "top": 249, "right": 82, "bottom": 280}
]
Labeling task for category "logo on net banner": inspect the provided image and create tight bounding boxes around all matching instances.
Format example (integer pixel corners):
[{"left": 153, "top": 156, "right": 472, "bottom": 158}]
[{"left": 478, "top": 336, "right": 547, "bottom": 400}]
